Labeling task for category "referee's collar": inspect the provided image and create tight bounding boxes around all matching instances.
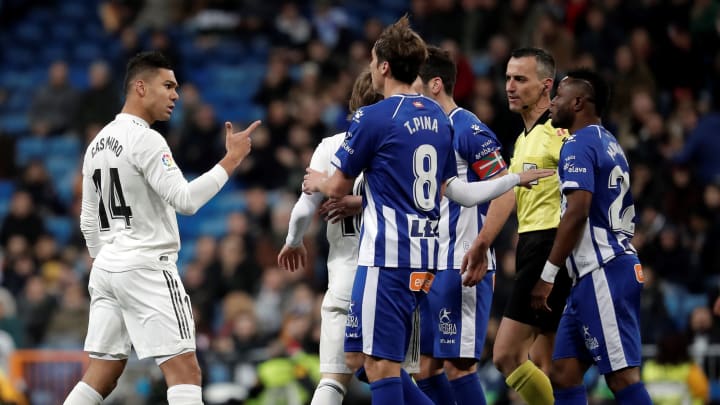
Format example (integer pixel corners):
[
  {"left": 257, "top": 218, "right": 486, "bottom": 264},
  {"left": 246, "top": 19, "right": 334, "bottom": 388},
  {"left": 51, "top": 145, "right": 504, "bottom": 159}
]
[
  {"left": 523, "top": 109, "right": 551, "bottom": 136},
  {"left": 116, "top": 113, "right": 150, "bottom": 128}
]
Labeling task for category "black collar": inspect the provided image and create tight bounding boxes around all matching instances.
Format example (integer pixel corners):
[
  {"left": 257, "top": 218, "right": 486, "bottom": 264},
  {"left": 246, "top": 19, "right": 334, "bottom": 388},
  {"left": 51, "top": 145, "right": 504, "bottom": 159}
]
[{"left": 523, "top": 109, "right": 551, "bottom": 136}]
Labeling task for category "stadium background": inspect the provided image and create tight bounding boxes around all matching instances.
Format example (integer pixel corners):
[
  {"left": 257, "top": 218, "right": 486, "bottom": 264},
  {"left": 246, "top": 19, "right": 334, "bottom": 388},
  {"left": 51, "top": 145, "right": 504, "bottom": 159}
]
[{"left": 0, "top": 0, "right": 719, "bottom": 403}]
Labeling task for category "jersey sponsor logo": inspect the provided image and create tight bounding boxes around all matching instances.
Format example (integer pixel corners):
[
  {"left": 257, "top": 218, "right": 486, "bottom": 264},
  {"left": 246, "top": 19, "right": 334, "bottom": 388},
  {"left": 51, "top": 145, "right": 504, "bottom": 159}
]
[
  {"left": 410, "top": 218, "right": 439, "bottom": 238},
  {"left": 472, "top": 149, "right": 506, "bottom": 179},
  {"left": 634, "top": 263, "right": 645, "bottom": 283},
  {"left": 471, "top": 124, "right": 486, "bottom": 135},
  {"left": 161, "top": 152, "right": 178, "bottom": 171},
  {"left": 412, "top": 100, "right": 424, "bottom": 108},
  {"left": 408, "top": 271, "right": 434, "bottom": 293},
  {"left": 564, "top": 163, "right": 587, "bottom": 173}
]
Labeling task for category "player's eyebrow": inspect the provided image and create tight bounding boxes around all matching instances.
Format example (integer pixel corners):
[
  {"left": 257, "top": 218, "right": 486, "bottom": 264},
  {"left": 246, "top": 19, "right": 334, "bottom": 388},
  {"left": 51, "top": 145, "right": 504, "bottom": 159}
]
[{"left": 163, "top": 80, "right": 178, "bottom": 89}]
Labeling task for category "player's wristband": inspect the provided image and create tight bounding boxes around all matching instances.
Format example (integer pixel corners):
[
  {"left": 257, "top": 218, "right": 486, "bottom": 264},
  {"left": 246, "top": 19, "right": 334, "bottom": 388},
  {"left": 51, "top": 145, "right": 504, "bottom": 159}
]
[{"left": 540, "top": 261, "right": 560, "bottom": 283}]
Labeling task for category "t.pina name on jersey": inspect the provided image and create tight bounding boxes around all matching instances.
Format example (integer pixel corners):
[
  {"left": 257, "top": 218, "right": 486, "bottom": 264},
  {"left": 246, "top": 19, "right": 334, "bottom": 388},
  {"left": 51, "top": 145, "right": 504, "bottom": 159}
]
[{"left": 404, "top": 116, "right": 439, "bottom": 134}]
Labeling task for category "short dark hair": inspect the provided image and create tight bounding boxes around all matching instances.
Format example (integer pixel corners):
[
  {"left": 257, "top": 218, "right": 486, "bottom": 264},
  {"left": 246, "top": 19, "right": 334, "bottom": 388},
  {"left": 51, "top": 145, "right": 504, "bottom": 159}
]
[
  {"left": 123, "top": 51, "right": 173, "bottom": 94},
  {"left": 511, "top": 47, "right": 555, "bottom": 80},
  {"left": 565, "top": 68, "right": 610, "bottom": 117},
  {"left": 418, "top": 46, "right": 456, "bottom": 96},
  {"left": 373, "top": 15, "right": 427, "bottom": 85}
]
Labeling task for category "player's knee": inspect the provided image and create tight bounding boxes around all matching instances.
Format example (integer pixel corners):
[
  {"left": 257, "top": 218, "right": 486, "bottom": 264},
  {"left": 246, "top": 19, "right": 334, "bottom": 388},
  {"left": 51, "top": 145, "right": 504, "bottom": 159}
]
[
  {"left": 548, "top": 360, "right": 582, "bottom": 389},
  {"left": 444, "top": 358, "right": 477, "bottom": 380},
  {"left": 492, "top": 346, "right": 522, "bottom": 376},
  {"left": 345, "top": 352, "right": 364, "bottom": 373},
  {"left": 604, "top": 367, "right": 640, "bottom": 393},
  {"left": 160, "top": 353, "right": 202, "bottom": 386}
]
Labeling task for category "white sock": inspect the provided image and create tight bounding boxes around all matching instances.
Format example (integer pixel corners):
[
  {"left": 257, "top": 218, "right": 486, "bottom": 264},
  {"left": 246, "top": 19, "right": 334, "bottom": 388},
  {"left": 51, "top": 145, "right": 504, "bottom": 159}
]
[
  {"left": 310, "top": 378, "right": 346, "bottom": 405},
  {"left": 64, "top": 381, "right": 103, "bottom": 405},
  {"left": 167, "top": 384, "right": 203, "bottom": 405}
]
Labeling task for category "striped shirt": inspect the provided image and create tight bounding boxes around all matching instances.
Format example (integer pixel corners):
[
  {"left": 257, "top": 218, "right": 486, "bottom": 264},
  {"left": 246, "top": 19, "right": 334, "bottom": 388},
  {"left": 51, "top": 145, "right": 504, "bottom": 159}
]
[
  {"left": 332, "top": 94, "right": 456, "bottom": 268},
  {"left": 559, "top": 124, "right": 637, "bottom": 280},
  {"left": 437, "top": 108, "right": 505, "bottom": 270}
]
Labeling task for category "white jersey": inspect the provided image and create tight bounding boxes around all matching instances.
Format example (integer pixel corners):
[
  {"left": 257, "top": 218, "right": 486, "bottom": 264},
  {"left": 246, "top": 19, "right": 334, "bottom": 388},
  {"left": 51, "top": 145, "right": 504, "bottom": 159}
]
[
  {"left": 312, "top": 134, "right": 362, "bottom": 276},
  {"left": 80, "top": 113, "right": 229, "bottom": 272},
  {"left": 286, "top": 133, "right": 362, "bottom": 301}
]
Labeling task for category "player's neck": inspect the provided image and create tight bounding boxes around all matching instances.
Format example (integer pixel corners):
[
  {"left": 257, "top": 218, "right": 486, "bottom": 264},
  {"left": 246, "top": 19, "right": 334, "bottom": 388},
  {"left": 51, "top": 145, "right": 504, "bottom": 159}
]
[
  {"left": 437, "top": 94, "right": 458, "bottom": 115},
  {"left": 520, "top": 98, "right": 551, "bottom": 131},
  {"left": 121, "top": 103, "right": 154, "bottom": 125},
  {"left": 570, "top": 117, "right": 602, "bottom": 134},
  {"left": 382, "top": 78, "right": 416, "bottom": 98}
]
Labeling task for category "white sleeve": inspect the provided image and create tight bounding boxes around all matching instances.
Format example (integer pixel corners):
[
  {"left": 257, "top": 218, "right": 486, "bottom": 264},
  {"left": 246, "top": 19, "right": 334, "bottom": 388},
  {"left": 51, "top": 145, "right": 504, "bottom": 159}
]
[
  {"left": 286, "top": 192, "right": 324, "bottom": 247},
  {"left": 133, "top": 131, "right": 229, "bottom": 215},
  {"left": 285, "top": 141, "right": 330, "bottom": 246},
  {"left": 445, "top": 173, "right": 520, "bottom": 207},
  {"left": 79, "top": 169, "right": 102, "bottom": 257}
]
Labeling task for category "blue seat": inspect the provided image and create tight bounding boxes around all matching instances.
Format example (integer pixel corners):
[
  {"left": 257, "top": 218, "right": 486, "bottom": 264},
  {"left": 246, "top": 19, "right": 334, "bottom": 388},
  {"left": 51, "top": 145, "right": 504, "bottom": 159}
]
[
  {"left": 41, "top": 45, "right": 69, "bottom": 65},
  {"left": 197, "top": 217, "right": 227, "bottom": 238},
  {"left": 0, "top": 181, "right": 15, "bottom": 200},
  {"left": 6, "top": 92, "right": 32, "bottom": 113},
  {"left": 45, "top": 216, "right": 74, "bottom": 245},
  {"left": 73, "top": 43, "right": 104, "bottom": 64},
  {"left": 0, "top": 113, "right": 30, "bottom": 135},
  {"left": 58, "top": 1, "right": 91, "bottom": 21},
  {"left": 4, "top": 48, "right": 34, "bottom": 69},
  {"left": 49, "top": 24, "right": 78, "bottom": 43},
  {"left": 15, "top": 23, "right": 45, "bottom": 45},
  {"left": 16, "top": 137, "right": 47, "bottom": 165},
  {"left": 44, "top": 157, "right": 79, "bottom": 186},
  {"left": 48, "top": 136, "right": 81, "bottom": 157}
]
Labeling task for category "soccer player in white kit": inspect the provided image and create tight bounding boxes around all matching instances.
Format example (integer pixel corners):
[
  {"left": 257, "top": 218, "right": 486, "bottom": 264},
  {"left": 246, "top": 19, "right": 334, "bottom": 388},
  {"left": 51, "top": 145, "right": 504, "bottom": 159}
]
[
  {"left": 277, "top": 70, "right": 381, "bottom": 405},
  {"left": 64, "top": 51, "right": 260, "bottom": 405}
]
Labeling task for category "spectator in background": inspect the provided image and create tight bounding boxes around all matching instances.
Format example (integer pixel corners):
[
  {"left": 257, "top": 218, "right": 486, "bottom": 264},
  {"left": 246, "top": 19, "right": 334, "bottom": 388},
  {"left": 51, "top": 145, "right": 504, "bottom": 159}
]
[
  {"left": 642, "top": 332, "right": 709, "bottom": 405},
  {"left": 176, "top": 103, "right": 223, "bottom": 174},
  {"left": 76, "top": 60, "right": 122, "bottom": 137},
  {"left": 207, "top": 234, "right": 263, "bottom": 297},
  {"left": 43, "top": 281, "right": 89, "bottom": 348},
  {"left": 0, "top": 191, "right": 45, "bottom": 248},
  {"left": 253, "top": 52, "right": 294, "bottom": 107},
  {"left": 17, "top": 161, "right": 66, "bottom": 216},
  {"left": 16, "top": 276, "right": 56, "bottom": 347},
  {"left": 674, "top": 85, "right": 720, "bottom": 185},
  {"left": 28, "top": 60, "right": 79, "bottom": 136},
  {"left": 0, "top": 287, "right": 25, "bottom": 348},
  {"left": 273, "top": 2, "right": 313, "bottom": 51}
]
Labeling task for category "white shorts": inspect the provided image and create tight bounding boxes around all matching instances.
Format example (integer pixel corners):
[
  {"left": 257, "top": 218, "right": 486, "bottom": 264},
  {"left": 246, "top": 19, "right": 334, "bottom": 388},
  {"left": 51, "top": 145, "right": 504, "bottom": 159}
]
[
  {"left": 84, "top": 267, "right": 196, "bottom": 360},
  {"left": 319, "top": 289, "right": 352, "bottom": 374}
]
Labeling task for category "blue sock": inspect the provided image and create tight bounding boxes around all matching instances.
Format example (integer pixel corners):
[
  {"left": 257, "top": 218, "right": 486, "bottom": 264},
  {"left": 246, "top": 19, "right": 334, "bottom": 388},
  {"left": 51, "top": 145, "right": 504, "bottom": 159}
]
[
  {"left": 370, "top": 377, "right": 403, "bottom": 405},
  {"left": 355, "top": 366, "right": 369, "bottom": 384},
  {"left": 554, "top": 385, "right": 587, "bottom": 405},
  {"left": 416, "top": 371, "right": 456, "bottom": 405},
  {"left": 615, "top": 382, "right": 652, "bottom": 405},
  {"left": 400, "top": 369, "right": 436, "bottom": 405},
  {"left": 450, "top": 373, "right": 485, "bottom": 405}
]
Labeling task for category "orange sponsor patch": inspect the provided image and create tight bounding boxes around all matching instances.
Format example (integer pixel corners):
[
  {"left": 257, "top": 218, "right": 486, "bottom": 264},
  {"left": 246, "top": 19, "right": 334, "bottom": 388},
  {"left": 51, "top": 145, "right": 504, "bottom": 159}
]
[
  {"left": 634, "top": 264, "right": 645, "bottom": 283},
  {"left": 409, "top": 272, "right": 435, "bottom": 293}
]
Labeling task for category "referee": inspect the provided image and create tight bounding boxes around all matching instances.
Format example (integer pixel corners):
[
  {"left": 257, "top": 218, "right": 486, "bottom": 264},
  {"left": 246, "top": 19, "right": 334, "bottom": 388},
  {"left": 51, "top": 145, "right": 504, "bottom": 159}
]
[{"left": 462, "top": 47, "right": 571, "bottom": 405}]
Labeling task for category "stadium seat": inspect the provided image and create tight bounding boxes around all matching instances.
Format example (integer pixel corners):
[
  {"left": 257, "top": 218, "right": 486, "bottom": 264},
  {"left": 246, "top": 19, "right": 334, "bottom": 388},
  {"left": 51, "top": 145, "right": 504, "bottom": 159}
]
[
  {"left": 45, "top": 216, "right": 74, "bottom": 245},
  {"left": 16, "top": 137, "right": 47, "bottom": 165},
  {"left": 48, "top": 136, "right": 81, "bottom": 157},
  {"left": 0, "top": 113, "right": 30, "bottom": 135}
]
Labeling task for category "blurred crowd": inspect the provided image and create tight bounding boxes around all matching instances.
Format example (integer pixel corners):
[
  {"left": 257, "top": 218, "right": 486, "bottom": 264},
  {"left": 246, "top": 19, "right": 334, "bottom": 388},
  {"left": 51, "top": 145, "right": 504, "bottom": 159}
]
[{"left": 1, "top": 0, "right": 720, "bottom": 403}]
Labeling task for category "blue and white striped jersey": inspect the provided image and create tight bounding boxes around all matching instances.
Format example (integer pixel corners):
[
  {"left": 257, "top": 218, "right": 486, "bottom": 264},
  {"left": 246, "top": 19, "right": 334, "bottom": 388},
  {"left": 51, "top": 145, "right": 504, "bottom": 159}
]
[
  {"left": 559, "top": 124, "right": 637, "bottom": 279},
  {"left": 332, "top": 94, "right": 456, "bottom": 269},
  {"left": 437, "top": 108, "right": 506, "bottom": 270}
]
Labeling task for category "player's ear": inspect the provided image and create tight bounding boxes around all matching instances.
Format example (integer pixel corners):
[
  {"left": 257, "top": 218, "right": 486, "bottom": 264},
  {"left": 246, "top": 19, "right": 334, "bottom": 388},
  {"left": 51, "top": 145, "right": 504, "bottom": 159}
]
[{"left": 135, "top": 80, "right": 145, "bottom": 97}]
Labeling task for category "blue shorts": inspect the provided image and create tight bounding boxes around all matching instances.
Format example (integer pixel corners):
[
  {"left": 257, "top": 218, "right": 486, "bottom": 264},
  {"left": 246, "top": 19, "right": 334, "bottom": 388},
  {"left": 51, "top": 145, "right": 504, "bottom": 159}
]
[
  {"left": 345, "top": 266, "right": 432, "bottom": 362},
  {"left": 420, "top": 269, "right": 494, "bottom": 360},
  {"left": 553, "top": 254, "right": 644, "bottom": 374}
]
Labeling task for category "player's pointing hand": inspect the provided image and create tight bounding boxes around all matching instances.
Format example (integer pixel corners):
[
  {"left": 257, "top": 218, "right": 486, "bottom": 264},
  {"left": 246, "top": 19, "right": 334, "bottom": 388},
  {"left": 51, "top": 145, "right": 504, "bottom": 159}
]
[{"left": 223, "top": 120, "right": 260, "bottom": 170}]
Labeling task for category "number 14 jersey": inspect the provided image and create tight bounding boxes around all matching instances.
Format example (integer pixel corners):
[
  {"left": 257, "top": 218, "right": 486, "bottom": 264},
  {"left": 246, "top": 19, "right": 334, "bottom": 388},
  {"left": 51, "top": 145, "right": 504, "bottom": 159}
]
[
  {"left": 80, "top": 113, "right": 228, "bottom": 272},
  {"left": 559, "top": 124, "right": 637, "bottom": 280}
]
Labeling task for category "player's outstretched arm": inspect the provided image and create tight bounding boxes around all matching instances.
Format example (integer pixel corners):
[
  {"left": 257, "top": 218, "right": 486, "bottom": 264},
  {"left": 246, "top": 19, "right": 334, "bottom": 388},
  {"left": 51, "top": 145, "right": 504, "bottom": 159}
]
[{"left": 445, "top": 168, "right": 554, "bottom": 208}]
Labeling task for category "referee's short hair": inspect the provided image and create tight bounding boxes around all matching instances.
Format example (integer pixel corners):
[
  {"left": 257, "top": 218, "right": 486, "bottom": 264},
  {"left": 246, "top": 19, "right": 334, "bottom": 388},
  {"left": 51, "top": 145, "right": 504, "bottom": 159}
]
[{"left": 511, "top": 47, "right": 555, "bottom": 80}]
